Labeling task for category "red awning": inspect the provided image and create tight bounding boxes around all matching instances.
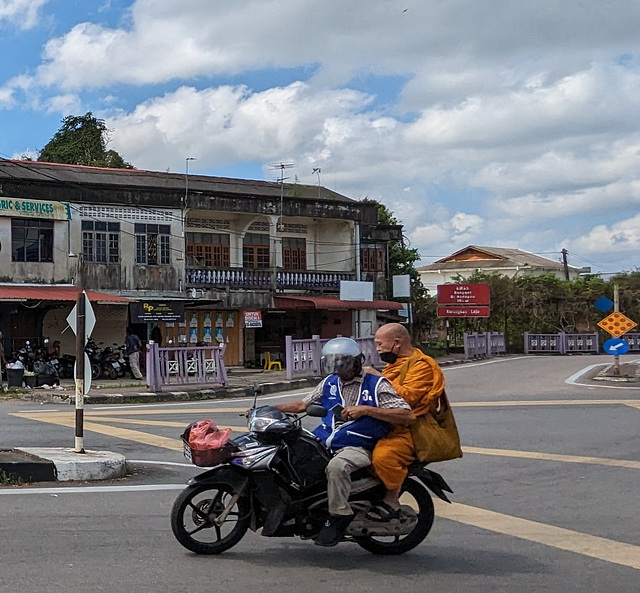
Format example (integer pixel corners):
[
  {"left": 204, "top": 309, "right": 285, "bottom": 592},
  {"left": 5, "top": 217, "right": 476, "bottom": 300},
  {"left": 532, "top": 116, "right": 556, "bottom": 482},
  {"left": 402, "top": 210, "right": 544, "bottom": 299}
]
[
  {"left": 0, "top": 285, "right": 131, "bottom": 304},
  {"left": 274, "top": 295, "right": 403, "bottom": 311}
]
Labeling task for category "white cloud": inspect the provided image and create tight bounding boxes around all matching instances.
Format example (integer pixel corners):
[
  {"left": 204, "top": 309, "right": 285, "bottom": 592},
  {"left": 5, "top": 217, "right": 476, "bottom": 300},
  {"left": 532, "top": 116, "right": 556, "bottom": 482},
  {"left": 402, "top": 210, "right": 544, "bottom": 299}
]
[
  {"left": 0, "top": 0, "right": 49, "bottom": 30},
  {"left": 570, "top": 214, "right": 640, "bottom": 255},
  {"left": 4, "top": 0, "right": 640, "bottom": 271}
]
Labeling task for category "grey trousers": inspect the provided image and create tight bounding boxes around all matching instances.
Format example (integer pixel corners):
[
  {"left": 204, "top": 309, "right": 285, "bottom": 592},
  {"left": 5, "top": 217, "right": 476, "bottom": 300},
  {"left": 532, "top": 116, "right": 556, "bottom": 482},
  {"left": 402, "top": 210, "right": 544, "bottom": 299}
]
[
  {"left": 326, "top": 446, "right": 372, "bottom": 516},
  {"left": 128, "top": 351, "right": 143, "bottom": 379}
]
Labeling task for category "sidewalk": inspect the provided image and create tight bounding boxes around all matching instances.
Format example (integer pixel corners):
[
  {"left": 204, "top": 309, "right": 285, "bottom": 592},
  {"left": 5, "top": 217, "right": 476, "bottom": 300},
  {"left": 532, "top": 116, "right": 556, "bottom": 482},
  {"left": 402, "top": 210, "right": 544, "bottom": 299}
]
[
  {"left": 5, "top": 352, "right": 473, "bottom": 405},
  {"left": 1, "top": 353, "right": 472, "bottom": 484}
]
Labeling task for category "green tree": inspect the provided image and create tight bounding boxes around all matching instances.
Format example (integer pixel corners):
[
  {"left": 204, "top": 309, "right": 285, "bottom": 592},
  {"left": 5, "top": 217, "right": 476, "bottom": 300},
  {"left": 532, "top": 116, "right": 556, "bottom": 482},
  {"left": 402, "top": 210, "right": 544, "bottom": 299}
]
[
  {"left": 365, "top": 200, "right": 437, "bottom": 339},
  {"left": 38, "top": 112, "right": 133, "bottom": 169}
]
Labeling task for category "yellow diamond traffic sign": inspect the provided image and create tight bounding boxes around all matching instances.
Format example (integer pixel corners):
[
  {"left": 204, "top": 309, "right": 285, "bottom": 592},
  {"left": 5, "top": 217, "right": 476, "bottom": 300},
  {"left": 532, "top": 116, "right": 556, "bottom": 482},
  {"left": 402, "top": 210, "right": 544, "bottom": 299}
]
[{"left": 597, "top": 311, "right": 637, "bottom": 337}]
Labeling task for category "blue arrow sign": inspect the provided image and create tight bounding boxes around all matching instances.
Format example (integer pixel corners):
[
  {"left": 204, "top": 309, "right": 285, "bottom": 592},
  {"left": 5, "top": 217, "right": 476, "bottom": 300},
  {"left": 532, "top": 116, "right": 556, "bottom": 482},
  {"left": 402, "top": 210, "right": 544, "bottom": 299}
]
[{"left": 602, "top": 338, "right": 629, "bottom": 355}]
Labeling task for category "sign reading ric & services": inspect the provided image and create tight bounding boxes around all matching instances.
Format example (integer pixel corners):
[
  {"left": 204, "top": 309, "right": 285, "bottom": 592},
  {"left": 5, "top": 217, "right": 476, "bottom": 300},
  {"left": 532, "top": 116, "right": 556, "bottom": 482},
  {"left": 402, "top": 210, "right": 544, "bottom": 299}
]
[{"left": 0, "top": 198, "right": 70, "bottom": 220}]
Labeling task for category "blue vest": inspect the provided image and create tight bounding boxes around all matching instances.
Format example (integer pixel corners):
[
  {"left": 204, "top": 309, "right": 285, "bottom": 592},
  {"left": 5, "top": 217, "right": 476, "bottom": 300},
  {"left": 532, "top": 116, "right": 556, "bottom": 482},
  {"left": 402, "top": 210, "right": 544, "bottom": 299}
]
[{"left": 313, "top": 373, "right": 391, "bottom": 452}]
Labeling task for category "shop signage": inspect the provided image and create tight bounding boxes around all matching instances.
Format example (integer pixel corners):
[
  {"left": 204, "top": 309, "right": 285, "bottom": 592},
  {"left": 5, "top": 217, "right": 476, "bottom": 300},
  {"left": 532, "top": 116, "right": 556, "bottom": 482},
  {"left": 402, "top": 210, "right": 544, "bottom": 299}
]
[
  {"left": 0, "top": 198, "right": 70, "bottom": 220},
  {"left": 130, "top": 301, "right": 186, "bottom": 323},
  {"left": 437, "top": 283, "right": 490, "bottom": 305},
  {"left": 244, "top": 311, "right": 263, "bottom": 328},
  {"left": 437, "top": 306, "right": 491, "bottom": 318}
]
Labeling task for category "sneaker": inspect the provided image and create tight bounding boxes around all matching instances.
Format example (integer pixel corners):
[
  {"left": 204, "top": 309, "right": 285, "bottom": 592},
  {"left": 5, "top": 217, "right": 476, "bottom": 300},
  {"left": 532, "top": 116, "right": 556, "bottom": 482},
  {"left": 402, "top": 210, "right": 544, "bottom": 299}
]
[{"left": 315, "top": 514, "right": 354, "bottom": 547}]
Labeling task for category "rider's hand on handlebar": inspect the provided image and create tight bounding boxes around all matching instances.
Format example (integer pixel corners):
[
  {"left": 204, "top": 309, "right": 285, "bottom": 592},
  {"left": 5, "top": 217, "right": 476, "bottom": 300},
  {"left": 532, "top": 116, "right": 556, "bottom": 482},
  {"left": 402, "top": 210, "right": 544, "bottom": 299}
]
[{"left": 342, "top": 405, "right": 370, "bottom": 421}]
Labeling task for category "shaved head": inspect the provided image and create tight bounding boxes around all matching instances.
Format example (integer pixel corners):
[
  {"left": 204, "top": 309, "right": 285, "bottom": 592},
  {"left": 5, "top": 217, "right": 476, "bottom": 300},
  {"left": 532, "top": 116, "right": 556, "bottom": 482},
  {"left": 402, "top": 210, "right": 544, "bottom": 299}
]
[
  {"left": 374, "top": 323, "right": 414, "bottom": 359},
  {"left": 376, "top": 323, "right": 410, "bottom": 343}
]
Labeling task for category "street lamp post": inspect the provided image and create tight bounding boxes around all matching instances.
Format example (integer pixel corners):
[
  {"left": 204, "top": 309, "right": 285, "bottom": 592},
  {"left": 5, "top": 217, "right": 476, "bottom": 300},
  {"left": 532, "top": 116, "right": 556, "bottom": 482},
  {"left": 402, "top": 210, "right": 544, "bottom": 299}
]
[{"left": 184, "top": 157, "right": 196, "bottom": 206}]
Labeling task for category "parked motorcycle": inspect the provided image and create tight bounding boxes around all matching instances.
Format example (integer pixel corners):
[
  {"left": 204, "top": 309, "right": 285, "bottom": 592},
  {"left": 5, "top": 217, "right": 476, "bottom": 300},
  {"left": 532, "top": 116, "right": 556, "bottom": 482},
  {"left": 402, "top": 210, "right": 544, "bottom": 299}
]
[
  {"left": 56, "top": 354, "right": 76, "bottom": 379},
  {"left": 170, "top": 397, "right": 453, "bottom": 556},
  {"left": 84, "top": 338, "right": 104, "bottom": 380}
]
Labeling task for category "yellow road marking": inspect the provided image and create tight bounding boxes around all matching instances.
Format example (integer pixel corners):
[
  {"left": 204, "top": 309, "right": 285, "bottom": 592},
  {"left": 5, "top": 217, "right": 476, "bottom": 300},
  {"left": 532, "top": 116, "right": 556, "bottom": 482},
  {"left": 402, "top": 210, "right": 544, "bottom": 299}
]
[
  {"left": 85, "top": 408, "right": 248, "bottom": 416},
  {"left": 433, "top": 499, "right": 640, "bottom": 571},
  {"left": 453, "top": 399, "right": 640, "bottom": 407},
  {"left": 11, "top": 412, "right": 183, "bottom": 451},
  {"left": 464, "top": 446, "right": 640, "bottom": 470}
]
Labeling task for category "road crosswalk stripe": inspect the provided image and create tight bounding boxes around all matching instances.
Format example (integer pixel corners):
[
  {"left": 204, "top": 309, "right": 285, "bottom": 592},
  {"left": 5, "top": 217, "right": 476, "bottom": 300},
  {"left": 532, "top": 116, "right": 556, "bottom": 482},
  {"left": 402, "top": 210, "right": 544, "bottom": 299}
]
[
  {"left": 464, "top": 446, "right": 640, "bottom": 469},
  {"left": 433, "top": 499, "right": 640, "bottom": 571}
]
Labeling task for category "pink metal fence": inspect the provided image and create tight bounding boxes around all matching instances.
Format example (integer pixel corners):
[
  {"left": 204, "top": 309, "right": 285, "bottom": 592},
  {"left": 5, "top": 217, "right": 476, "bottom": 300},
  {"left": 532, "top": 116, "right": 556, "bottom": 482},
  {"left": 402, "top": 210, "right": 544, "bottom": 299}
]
[
  {"left": 146, "top": 343, "right": 228, "bottom": 392},
  {"left": 284, "top": 335, "right": 380, "bottom": 380},
  {"left": 464, "top": 332, "right": 506, "bottom": 359}
]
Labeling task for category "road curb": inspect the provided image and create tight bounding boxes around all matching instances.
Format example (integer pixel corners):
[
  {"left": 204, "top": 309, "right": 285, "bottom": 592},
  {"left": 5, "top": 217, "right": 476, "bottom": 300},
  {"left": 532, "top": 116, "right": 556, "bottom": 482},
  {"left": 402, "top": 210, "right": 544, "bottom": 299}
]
[
  {"left": 0, "top": 449, "right": 57, "bottom": 483},
  {"left": 16, "top": 448, "right": 127, "bottom": 482}
]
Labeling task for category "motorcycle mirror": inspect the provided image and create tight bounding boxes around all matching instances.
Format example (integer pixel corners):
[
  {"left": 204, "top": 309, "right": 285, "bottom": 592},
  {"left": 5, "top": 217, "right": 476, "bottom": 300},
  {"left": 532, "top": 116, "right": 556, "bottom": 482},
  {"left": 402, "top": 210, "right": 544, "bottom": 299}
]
[
  {"left": 251, "top": 383, "right": 262, "bottom": 410},
  {"left": 306, "top": 404, "right": 327, "bottom": 418}
]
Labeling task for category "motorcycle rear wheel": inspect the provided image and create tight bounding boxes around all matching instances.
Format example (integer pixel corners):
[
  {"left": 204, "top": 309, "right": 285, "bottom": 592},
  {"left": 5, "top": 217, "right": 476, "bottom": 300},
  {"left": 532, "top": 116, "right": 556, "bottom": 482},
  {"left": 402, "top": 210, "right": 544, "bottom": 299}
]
[
  {"left": 171, "top": 483, "right": 250, "bottom": 555},
  {"left": 354, "top": 478, "right": 434, "bottom": 555},
  {"left": 105, "top": 366, "right": 118, "bottom": 380}
]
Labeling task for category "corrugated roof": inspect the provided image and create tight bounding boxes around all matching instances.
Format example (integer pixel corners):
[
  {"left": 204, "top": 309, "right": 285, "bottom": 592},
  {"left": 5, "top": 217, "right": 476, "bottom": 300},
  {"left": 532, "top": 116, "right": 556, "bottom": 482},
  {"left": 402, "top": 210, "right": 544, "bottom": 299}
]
[
  {"left": 0, "top": 285, "right": 130, "bottom": 303},
  {"left": 0, "top": 159, "right": 354, "bottom": 203}
]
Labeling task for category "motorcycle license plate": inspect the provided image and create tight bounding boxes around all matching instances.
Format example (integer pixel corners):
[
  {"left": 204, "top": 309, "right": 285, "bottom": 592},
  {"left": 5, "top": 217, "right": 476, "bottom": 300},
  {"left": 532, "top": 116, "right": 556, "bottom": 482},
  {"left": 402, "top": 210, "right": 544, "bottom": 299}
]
[
  {"left": 112, "top": 362, "right": 120, "bottom": 369},
  {"left": 183, "top": 442, "right": 192, "bottom": 462}
]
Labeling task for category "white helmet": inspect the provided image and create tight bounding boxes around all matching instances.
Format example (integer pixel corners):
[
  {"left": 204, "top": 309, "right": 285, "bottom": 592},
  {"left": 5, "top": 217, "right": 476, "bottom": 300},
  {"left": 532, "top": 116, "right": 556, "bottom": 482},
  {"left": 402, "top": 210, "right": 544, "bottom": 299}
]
[{"left": 320, "top": 337, "right": 363, "bottom": 377}]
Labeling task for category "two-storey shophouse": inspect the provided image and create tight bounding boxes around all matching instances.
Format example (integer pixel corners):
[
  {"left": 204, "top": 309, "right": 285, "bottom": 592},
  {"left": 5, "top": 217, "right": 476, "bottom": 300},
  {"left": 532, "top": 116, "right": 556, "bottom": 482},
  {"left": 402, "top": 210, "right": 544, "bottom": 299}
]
[{"left": 0, "top": 160, "right": 402, "bottom": 366}]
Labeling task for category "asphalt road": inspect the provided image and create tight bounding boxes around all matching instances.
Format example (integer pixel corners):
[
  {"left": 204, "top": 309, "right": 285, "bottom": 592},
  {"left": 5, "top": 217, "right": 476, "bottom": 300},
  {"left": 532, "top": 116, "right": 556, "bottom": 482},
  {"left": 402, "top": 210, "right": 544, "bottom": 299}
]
[{"left": 1, "top": 354, "right": 639, "bottom": 593}]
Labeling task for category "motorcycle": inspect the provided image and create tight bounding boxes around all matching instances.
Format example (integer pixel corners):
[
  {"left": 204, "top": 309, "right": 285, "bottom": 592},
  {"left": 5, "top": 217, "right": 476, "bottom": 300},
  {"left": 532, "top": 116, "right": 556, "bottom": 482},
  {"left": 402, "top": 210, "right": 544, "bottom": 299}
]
[
  {"left": 170, "top": 396, "right": 453, "bottom": 556},
  {"left": 84, "top": 338, "right": 104, "bottom": 380},
  {"left": 100, "top": 345, "right": 123, "bottom": 380}
]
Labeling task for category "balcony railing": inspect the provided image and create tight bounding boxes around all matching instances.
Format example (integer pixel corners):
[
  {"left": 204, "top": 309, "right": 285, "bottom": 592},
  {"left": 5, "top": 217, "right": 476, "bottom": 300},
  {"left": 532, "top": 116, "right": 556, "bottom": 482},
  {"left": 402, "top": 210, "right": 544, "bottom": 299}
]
[{"left": 185, "top": 268, "right": 355, "bottom": 290}]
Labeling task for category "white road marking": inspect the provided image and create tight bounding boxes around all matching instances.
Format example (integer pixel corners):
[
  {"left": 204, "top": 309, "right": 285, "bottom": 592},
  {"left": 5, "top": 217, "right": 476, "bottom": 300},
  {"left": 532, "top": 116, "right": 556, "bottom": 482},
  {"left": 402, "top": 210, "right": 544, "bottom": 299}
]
[{"left": 0, "top": 484, "right": 185, "bottom": 495}]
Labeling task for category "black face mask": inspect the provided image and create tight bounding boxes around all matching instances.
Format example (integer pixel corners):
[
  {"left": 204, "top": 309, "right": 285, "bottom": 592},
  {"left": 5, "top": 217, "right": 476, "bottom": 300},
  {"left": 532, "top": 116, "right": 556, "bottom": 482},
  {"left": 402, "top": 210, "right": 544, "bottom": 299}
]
[{"left": 379, "top": 349, "right": 399, "bottom": 364}]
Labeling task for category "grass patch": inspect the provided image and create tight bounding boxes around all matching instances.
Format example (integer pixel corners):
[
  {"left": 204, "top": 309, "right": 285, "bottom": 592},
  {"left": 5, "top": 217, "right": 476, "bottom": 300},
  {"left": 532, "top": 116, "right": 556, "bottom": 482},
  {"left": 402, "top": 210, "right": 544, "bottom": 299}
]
[{"left": 0, "top": 469, "right": 23, "bottom": 485}]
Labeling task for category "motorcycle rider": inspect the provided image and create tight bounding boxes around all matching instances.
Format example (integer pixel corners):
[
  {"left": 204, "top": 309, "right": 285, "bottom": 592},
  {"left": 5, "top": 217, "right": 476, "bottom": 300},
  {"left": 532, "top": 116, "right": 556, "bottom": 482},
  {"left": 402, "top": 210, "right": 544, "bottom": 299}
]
[{"left": 275, "top": 337, "right": 415, "bottom": 546}]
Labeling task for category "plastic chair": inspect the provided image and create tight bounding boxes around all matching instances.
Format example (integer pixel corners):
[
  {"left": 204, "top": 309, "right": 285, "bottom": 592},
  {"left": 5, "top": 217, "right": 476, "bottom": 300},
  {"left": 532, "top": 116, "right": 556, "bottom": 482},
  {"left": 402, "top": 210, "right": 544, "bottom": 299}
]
[{"left": 263, "top": 352, "right": 282, "bottom": 371}]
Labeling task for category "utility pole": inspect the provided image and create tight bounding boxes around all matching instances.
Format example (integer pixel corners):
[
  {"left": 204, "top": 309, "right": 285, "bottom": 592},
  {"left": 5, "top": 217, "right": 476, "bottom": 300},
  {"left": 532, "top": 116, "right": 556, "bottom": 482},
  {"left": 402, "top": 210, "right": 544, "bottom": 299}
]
[
  {"left": 74, "top": 288, "right": 86, "bottom": 453},
  {"left": 561, "top": 248, "right": 570, "bottom": 281},
  {"left": 613, "top": 283, "right": 620, "bottom": 377}
]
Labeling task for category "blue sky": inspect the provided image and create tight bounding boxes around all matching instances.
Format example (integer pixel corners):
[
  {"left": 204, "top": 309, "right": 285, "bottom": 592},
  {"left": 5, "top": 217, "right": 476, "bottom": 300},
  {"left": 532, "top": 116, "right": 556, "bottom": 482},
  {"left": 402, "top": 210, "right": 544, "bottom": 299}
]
[{"left": 2, "top": 0, "right": 640, "bottom": 275}]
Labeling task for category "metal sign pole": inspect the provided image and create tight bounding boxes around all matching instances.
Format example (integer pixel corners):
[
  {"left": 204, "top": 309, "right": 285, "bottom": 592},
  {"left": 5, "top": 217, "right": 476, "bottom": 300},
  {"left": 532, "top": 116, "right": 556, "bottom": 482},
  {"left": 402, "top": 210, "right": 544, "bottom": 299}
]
[
  {"left": 75, "top": 292, "right": 85, "bottom": 453},
  {"left": 613, "top": 284, "right": 620, "bottom": 377}
]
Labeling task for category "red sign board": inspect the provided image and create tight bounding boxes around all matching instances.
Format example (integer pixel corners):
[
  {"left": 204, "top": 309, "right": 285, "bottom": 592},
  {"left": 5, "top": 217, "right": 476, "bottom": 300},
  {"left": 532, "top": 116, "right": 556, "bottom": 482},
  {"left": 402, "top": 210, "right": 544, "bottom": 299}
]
[
  {"left": 437, "top": 283, "right": 490, "bottom": 305},
  {"left": 244, "top": 310, "right": 263, "bottom": 328},
  {"left": 437, "top": 306, "right": 491, "bottom": 318}
]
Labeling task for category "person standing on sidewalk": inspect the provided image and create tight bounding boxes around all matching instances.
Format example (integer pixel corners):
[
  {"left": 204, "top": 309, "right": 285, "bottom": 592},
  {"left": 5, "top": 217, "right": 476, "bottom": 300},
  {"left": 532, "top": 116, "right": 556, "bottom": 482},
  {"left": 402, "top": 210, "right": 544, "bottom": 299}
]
[{"left": 125, "top": 327, "right": 144, "bottom": 380}]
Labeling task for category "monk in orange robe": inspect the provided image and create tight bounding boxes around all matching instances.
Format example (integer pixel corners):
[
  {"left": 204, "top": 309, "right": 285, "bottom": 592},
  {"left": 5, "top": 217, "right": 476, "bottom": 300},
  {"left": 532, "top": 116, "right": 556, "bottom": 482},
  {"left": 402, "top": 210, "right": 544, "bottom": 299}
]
[{"left": 364, "top": 323, "right": 445, "bottom": 520}]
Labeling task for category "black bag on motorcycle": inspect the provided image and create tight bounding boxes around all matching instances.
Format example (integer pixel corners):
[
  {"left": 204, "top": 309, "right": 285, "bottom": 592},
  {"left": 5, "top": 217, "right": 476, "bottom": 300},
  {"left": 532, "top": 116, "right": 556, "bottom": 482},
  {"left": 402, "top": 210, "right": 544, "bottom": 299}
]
[{"left": 410, "top": 390, "right": 462, "bottom": 463}]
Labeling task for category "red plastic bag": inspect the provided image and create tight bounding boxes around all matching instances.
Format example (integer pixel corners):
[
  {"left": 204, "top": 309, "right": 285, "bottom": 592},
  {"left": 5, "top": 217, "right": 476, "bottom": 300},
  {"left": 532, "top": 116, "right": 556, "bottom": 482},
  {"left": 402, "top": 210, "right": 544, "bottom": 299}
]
[{"left": 187, "top": 419, "right": 231, "bottom": 450}]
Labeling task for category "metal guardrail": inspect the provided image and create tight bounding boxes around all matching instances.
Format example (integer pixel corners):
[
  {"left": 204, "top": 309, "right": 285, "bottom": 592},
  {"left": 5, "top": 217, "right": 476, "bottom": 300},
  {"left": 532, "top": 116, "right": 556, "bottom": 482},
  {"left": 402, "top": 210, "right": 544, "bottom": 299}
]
[
  {"left": 284, "top": 335, "right": 380, "bottom": 380},
  {"left": 523, "top": 332, "right": 599, "bottom": 354},
  {"left": 146, "top": 343, "right": 228, "bottom": 392},
  {"left": 463, "top": 332, "right": 506, "bottom": 359}
]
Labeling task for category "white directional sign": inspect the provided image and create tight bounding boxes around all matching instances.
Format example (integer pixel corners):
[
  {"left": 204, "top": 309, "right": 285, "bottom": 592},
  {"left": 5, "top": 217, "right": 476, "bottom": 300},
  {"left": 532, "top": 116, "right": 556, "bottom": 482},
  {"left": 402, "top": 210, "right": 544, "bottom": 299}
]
[
  {"left": 66, "top": 291, "right": 96, "bottom": 345},
  {"left": 66, "top": 291, "right": 96, "bottom": 396}
]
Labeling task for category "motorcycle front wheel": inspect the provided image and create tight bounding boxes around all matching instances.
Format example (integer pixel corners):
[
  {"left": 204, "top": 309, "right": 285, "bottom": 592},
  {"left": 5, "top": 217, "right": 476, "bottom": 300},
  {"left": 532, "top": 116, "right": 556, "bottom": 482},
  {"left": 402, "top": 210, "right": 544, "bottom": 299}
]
[
  {"left": 170, "top": 483, "right": 250, "bottom": 555},
  {"left": 355, "top": 477, "right": 435, "bottom": 555},
  {"left": 91, "top": 362, "right": 102, "bottom": 380}
]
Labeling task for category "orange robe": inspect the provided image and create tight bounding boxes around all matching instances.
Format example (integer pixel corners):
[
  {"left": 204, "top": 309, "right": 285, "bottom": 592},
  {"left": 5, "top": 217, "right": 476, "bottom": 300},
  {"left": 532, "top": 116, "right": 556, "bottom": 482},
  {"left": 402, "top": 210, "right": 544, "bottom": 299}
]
[{"left": 372, "top": 348, "right": 445, "bottom": 490}]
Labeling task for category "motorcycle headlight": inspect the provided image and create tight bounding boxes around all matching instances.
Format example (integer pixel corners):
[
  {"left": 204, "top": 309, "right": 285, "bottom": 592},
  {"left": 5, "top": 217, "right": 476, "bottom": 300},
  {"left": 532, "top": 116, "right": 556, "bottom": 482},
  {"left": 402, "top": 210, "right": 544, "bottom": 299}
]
[{"left": 248, "top": 415, "right": 279, "bottom": 433}]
